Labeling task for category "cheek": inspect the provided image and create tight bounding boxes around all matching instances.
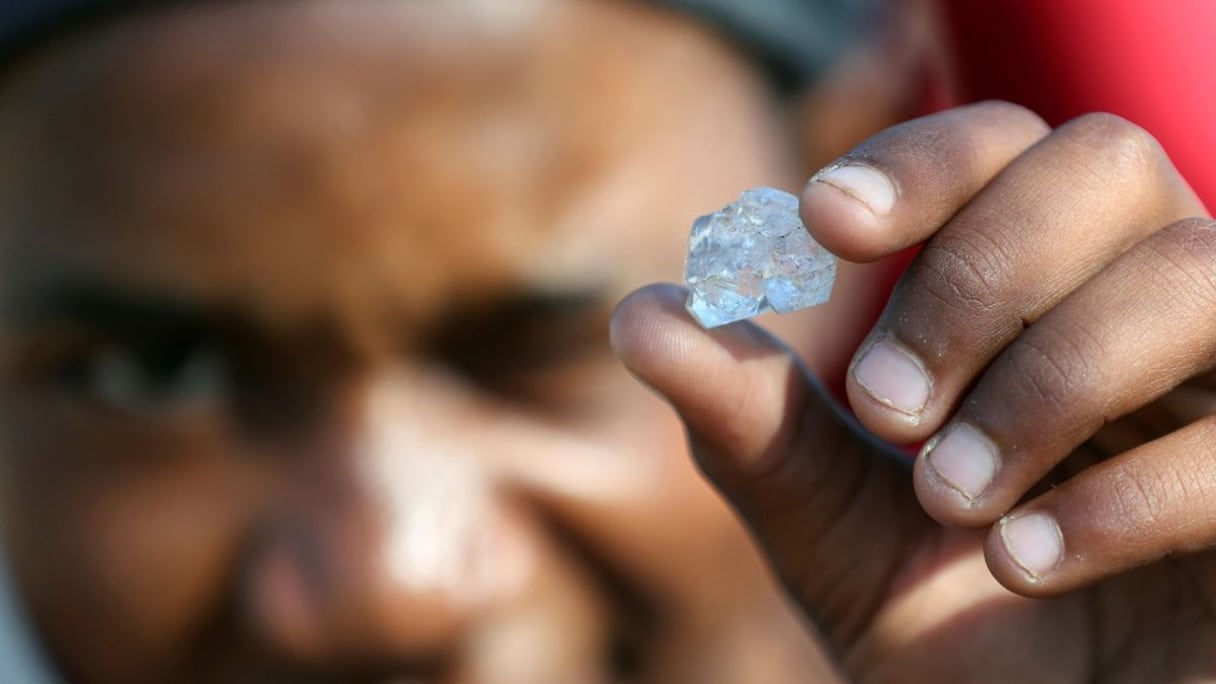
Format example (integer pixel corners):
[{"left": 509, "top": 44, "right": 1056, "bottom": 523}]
[
  {"left": 490, "top": 363, "right": 695, "bottom": 504},
  {"left": 488, "top": 368, "right": 753, "bottom": 592},
  {"left": 595, "top": 387, "right": 750, "bottom": 549},
  {"left": 590, "top": 370, "right": 722, "bottom": 511},
  {"left": 0, "top": 392, "right": 259, "bottom": 672}
]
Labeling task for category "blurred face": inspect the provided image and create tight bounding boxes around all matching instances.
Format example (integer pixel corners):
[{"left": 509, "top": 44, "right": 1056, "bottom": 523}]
[{"left": 0, "top": 1, "right": 822, "bottom": 681}]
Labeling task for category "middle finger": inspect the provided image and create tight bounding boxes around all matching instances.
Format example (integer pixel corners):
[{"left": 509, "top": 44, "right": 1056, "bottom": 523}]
[{"left": 845, "top": 112, "right": 1206, "bottom": 444}]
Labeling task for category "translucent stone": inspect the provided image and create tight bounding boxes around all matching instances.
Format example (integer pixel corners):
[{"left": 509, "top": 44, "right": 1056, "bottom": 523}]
[{"left": 684, "top": 187, "right": 837, "bottom": 328}]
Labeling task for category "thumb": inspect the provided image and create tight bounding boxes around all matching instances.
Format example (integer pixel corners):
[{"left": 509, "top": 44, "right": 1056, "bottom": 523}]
[{"left": 610, "top": 283, "right": 930, "bottom": 645}]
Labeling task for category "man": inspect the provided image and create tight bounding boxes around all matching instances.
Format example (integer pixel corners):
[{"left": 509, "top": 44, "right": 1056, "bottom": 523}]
[
  {"left": 0, "top": 0, "right": 878, "bottom": 680},
  {"left": 3, "top": 0, "right": 1216, "bottom": 682}
]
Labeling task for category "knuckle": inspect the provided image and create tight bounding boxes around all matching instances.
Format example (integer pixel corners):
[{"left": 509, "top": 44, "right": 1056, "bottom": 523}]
[
  {"left": 1189, "top": 418, "right": 1216, "bottom": 481},
  {"left": 1100, "top": 448, "right": 1216, "bottom": 535},
  {"left": 1158, "top": 216, "right": 1216, "bottom": 251},
  {"left": 1000, "top": 324, "right": 1098, "bottom": 414},
  {"left": 1104, "top": 464, "right": 1175, "bottom": 531},
  {"left": 1062, "top": 112, "right": 1164, "bottom": 178},
  {"left": 1089, "top": 418, "right": 1216, "bottom": 545},
  {"left": 1097, "top": 418, "right": 1216, "bottom": 536},
  {"left": 1146, "top": 217, "right": 1216, "bottom": 309},
  {"left": 907, "top": 231, "right": 1014, "bottom": 321}
]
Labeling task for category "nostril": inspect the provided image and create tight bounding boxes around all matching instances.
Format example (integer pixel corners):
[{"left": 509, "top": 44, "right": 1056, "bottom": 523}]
[
  {"left": 241, "top": 510, "right": 480, "bottom": 674},
  {"left": 606, "top": 619, "right": 648, "bottom": 680},
  {"left": 244, "top": 540, "right": 331, "bottom": 665}
]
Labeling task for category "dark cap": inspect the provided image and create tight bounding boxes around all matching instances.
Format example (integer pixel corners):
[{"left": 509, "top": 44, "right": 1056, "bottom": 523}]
[
  {"left": 0, "top": 0, "right": 156, "bottom": 64},
  {"left": 656, "top": 0, "right": 879, "bottom": 90},
  {"left": 0, "top": 0, "right": 878, "bottom": 88}
]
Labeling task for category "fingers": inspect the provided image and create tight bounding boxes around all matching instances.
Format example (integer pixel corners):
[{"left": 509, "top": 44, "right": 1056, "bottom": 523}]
[
  {"left": 610, "top": 284, "right": 927, "bottom": 644},
  {"left": 984, "top": 415, "right": 1216, "bottom": 596},
  {"left": 838, "top": 112, "right": 1207, "bottom": 443},
  {"left": 800, "top": 100, "right": 1051, "bottom": 262},
  {"left": 796, "top": 103, "right": 1216, "bottom": 597},
  {"left": 915, "top": 217, "right": 1216, "bottom": 525}
]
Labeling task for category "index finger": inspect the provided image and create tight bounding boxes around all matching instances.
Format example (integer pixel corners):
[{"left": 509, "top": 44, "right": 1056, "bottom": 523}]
[{"left": 800, "top": 100, "right": 1050, "bottom": 262}]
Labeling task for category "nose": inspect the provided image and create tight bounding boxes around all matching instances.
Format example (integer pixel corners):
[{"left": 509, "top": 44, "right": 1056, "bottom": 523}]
[{"left": 239, "top": 373, "right": 533, "bottom": 672}]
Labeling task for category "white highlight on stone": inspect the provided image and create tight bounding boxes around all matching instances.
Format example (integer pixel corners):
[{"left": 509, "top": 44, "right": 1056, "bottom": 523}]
[{"left": 684, "top": 187, "right": 837, "bottom": 328}]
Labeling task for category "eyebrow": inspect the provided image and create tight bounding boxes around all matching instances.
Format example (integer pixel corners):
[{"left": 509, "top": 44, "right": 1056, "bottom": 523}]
[
  {"left": 432, "top": 286, "right": 611, "bottom": 332},
  {"left": 427, "top": 285, "right": 612, "bottom": 357},
  {"left": 0, "top": 280, "right": 226, "bottom": 337},
  {"left": 0, "top": 279, "right": 615, "bottom": 356}
]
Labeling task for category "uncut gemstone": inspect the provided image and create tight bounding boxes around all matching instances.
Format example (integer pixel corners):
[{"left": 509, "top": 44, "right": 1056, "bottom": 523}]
[{"left": 684, "top": 187, "right": 836, "bottom": 328}]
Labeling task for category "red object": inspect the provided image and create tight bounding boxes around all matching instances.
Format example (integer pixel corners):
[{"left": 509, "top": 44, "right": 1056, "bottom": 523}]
[
  {"left": 940, "top": 0, "right": 1216, "bottom": 212},
  {"left": 837, "top": 4, "right": 1214, "bottom": 437}
]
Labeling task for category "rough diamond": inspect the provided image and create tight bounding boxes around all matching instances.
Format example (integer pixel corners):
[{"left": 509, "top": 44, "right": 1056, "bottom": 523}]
[{"left": 684, "top": 187, "right": 837, "bottom": 328}]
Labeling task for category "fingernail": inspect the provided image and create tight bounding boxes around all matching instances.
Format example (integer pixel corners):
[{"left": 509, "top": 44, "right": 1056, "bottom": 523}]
[
  {"left": 923, "top": 423, "right": 1000, "bottom": 503},
  {"left": 852, "top": 340, "right": 930, "bottom": 415},
  {"left": 814, "top": 164, "right": 897, "bottom": 216},
  {"left": 1000, "top": 512, "right": 1064, "bottom": 581}
]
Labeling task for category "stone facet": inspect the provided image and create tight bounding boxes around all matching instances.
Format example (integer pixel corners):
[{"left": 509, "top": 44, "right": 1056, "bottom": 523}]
[{"left": 684, "top": 187, "right": 837, "bottom": 328}]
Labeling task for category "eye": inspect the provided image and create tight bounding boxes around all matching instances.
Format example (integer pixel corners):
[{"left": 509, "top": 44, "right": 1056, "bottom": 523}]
[
  {"left": 429, "top": 290, "right": 614, "bottom": 415},
  {"left": 59, "top": 336, "right": 231, "bottom": 416}
]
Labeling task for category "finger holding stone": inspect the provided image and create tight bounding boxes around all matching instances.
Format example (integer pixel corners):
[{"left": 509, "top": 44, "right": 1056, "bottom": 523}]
[
  {"left": 915, "top": 217, "right": 1216, "bottom": 526},
  {"left": 799, "top": 100, "right": 1050, "bottom": 262},
  {"left": 846, "top": 113, "right": 1207, "bottom": 444},
  {"left": 984, "top": 416, "right": 1216, "bottom": 596},
  {"left": 611, "top": 284, "right": 930, "bottom": 644}
]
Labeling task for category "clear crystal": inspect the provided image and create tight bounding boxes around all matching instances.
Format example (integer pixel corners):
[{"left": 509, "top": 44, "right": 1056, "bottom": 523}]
[{"left": 684, "top": 187, "right": 837, "bottom": 328}]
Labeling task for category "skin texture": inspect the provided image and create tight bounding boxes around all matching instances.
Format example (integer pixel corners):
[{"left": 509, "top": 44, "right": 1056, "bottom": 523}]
[
  {"left": 0, "top": 0, "right": 913, "bottom": 681},
  {"left": 17, "top": 0, "right": 1210, "bottom": 681},
  {"left": 614, "top": 101, "right": 1216, "bottom": 681}
]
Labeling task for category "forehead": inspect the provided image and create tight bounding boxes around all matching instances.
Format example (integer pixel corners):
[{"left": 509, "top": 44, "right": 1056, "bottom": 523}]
[{"left": 0, "top": 0, "right": 790, "bottom": 328}]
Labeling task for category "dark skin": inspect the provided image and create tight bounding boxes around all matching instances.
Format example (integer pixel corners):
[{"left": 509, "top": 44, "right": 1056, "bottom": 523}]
[
  {"left": 614, "top": 102, "right": 1216, "bottom": 679},
  {"left": 2, "top": 0, "right": 1212, "bottom": 681},
  {"left": 0, "top": 1, "right": 858, "bottom": 681}
]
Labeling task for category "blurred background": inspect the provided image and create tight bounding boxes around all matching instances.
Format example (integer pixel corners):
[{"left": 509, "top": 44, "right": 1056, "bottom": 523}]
[{"left": 0, "top": 0, "right": 1211, "bottom": 682}]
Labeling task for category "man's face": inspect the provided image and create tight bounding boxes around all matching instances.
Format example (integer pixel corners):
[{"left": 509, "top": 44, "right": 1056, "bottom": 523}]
[{"left": 0, "top": 1, "right": 821, "bottom": 681}]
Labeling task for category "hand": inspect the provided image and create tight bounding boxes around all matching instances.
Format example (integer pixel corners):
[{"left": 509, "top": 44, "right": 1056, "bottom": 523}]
[{"left": 611, "top": 102, "right": 1216, "bottom": 681}]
